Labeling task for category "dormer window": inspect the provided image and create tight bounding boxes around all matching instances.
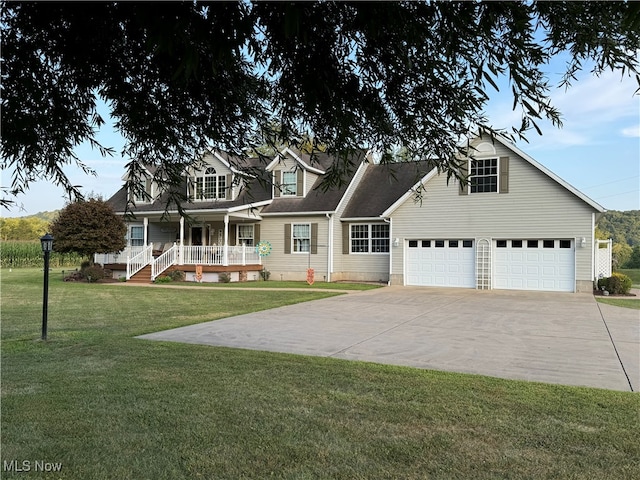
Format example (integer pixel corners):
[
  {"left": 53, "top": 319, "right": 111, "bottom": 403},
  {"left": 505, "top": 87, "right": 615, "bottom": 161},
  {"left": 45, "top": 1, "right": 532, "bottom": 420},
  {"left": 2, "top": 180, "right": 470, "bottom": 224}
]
[
  {"left": 470, "top": 158, "right": 498, "bottom": 193},
  {"left": 133, "top": 178, "right": 153, "bottom": 204},
  {"left": 194, "top": 167, "right": 227, "bottom": 200},
  {"left": 282, "top": 171, "right": 297, "bottom": 195}
]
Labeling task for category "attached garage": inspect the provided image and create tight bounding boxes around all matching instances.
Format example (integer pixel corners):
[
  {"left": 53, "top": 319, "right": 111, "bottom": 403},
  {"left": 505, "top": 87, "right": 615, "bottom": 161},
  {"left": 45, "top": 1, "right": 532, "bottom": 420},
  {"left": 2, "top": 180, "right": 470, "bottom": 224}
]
[
  {"left": 493, "top": 239, "right": 575, "bottom": 292},
  {"left": 406, "top": 239, "right": 475, "bottom": 288}
]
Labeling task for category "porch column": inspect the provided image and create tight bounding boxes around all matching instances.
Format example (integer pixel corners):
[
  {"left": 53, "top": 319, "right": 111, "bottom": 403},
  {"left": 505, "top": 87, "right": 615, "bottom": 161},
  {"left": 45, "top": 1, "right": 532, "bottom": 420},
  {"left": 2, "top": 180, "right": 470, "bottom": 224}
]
[
  {"left": 223, "top": 214, "right": 229, "bottom": 266},
  {"left": 143, "top": 217, "right": 149, "bottom": 246},
  {"left": 179, "top": 216, "right": 185, "bottom": 265}
]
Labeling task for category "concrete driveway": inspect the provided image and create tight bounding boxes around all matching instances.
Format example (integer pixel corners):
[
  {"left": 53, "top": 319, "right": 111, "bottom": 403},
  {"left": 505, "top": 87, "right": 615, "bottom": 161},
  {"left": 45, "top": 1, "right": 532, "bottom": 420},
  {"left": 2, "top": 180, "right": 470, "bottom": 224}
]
[{"left": 138, "top": 287, "right": 639, "bottom": 392}]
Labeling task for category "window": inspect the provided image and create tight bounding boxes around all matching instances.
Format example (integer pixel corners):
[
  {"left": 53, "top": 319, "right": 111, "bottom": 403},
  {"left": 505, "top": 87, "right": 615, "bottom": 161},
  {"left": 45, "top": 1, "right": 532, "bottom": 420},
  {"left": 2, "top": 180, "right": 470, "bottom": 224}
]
[
  {"left": 512, "top": 240, "right": 523, "bottom": 248},
  {"left": 435, "top": 240, "right": 445, "bottom": 248},
  {"left": 527, "top": 240, "right": 538, "bottom": 248},
  {"left": 293, "top": 224, "right": 310, "bottom": 253},
  {"left": 350, "top": 224, "right": 389, "bottom": 253},
  {"left": 463, "top": 240, "right": 473, "bottom": 248},
  {"left": 422, "top": 240, "right": 431, "bottom": 247},
  {"left": 133, "top": 178, "right": 152, "bottom": 203},
  {"left": 409, "top": 240, "right": 418, "bottom": 248},
  {"left": 470, "top": 158, "right": 498, "bottom": 193},
  {"left": 130, "top": 226, "right": 144, "bottom": 247},
  {"left": 560, "top": 240, "right": 571, "bottom": 249},
  {"left": 282, "top": 171, "right": 297, "bottom": 196},
  {"left": 496, "top": 240, "right": 507, "bottom": 248},
  {"left": 237, "top": 225, "right": 254, "bottom": 246},
  {"left": 543, "top": 240, "right": 555, "bottom": 248},
  {"left": 194, "top": 167, "right": 227, "bottom": 200},
  {"left": 449, "top": 240, "right": 459, "bottom": 248}
]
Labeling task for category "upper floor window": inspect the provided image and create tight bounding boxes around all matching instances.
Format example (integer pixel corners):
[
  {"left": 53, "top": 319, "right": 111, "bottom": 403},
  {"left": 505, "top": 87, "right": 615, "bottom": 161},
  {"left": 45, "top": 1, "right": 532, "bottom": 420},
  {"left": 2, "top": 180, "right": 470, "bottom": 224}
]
[
  {"left": 282, "top": 171, "right": 297, "bottom": 196},
  {"left": 133, "top": 178, "right": 152, "bottom": 203},
  {"left": 351, "top": 224, "right": 389, "bottom": 253},
  {"left": 470, "top": 158, "right": 498, "bottom": 193},
  {"left": 194, "top": 167, "right": 227, "bottom": 200}
]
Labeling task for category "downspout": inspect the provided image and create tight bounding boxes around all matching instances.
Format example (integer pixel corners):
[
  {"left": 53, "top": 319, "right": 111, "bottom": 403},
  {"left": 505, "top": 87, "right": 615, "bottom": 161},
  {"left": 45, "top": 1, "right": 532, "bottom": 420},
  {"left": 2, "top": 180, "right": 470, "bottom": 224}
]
[
  {"left": 383, "top": 217, "right": 392, "bottom": 286},
  {"left": 143, "top": 217, "right": 149, "bottom": 246},
  {"left": 326, "top": 213, "right": 333, "bottom": 282}
]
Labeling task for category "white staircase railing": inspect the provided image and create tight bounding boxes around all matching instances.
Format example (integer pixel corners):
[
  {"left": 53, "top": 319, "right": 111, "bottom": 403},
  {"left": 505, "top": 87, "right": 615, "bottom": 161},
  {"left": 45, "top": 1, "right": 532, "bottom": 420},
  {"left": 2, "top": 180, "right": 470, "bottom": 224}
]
[
  {"left": 151, "top": 244, "right": 178, "bottom": 281},
  {"left": 127, "top": 245, "right": 153, "bottom": 280}
]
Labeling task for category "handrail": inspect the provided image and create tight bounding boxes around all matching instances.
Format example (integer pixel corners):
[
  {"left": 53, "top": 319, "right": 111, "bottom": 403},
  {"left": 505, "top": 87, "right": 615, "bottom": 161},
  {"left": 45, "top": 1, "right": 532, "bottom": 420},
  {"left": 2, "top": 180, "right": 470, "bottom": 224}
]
[
  {"left": 151, "top": 244, "right": 178, "bottom": 280},
  {"left": 126, "top": 245, "right": 153, "bottom": 280}
]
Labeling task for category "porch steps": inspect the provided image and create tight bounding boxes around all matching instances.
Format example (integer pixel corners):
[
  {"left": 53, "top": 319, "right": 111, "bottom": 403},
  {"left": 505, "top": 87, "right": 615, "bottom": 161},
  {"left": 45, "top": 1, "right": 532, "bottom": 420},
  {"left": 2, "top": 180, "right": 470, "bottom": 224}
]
[{"left": 128, "top": 265, "right": 152, "bottom": 284}]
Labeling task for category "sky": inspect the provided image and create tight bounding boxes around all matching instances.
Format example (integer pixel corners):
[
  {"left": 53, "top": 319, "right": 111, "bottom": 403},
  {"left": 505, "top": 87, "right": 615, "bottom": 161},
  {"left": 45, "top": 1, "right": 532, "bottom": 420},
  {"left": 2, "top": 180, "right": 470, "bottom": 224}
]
[{"left": 2, "top": 56, "right": 639, "bottom": 217}]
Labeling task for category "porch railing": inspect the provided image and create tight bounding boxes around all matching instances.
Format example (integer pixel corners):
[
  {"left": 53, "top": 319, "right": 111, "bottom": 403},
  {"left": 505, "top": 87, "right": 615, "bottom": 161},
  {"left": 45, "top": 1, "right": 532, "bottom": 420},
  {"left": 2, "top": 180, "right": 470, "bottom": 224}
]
[
  {"left": 180, "top": 245, "right": 261, "bottom": 266},
  {"left": 127, "top": 245, "right": 153, "bottom": 280},
  {"left": 151, "top": 244, "right": 178, "bottom": 280},
  {"left": 95, "top": 246, "right": 144, "bottom": 265}
]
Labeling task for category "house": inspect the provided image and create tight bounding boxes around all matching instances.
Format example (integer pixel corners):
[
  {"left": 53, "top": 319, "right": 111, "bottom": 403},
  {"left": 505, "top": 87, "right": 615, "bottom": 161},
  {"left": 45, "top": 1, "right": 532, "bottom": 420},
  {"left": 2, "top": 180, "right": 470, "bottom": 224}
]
[{"left": 100, "top": 134, "right": 607, "bottom": 292}]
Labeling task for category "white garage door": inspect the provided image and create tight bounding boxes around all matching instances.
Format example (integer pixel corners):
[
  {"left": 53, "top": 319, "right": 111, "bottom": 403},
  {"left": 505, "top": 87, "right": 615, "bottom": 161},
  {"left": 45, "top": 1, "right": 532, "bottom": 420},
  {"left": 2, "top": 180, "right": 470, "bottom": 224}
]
[
  {"left": 493, "top": 239, "right": 575, "bottom": 292},
  {"left": 406, "top": 239, "right": 475, "bottom": 288}
]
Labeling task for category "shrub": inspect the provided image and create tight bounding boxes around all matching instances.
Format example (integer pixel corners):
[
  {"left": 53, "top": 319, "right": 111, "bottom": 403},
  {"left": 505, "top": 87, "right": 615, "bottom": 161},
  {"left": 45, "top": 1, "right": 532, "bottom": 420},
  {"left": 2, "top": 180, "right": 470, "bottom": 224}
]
[
  {"left": 260, "top": 269, "right": 270, "bottom": 281},
  {"left": 218, "top": 272, "right": 231, "bottom": 283},
  {"left": 168, "top": 270, "right": 185, "bottom": 282},
  {"left": 598, "top": 273, "right": 632, "bottom": 295},
  {"left": 154, "top": 276, "right": 172, "bottom": 284},
  {"left": 64, "top": 270, "right": 84, "bottom": 282},
  {"left": 83, "top": 265, "right": 105, "bottom": 283}
]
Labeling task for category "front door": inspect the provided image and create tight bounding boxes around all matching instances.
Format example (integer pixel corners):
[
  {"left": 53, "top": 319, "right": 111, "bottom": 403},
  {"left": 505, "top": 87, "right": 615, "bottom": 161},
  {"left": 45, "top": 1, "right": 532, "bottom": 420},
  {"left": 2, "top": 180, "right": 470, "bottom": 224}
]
[{"left": 191, "top": 227, "right": 203, "bottom": 246}]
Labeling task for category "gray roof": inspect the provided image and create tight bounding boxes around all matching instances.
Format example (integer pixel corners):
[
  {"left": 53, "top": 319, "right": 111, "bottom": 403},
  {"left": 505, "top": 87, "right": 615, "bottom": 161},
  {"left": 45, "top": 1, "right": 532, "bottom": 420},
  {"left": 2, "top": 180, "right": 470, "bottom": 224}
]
[{"left": 342, "top": 161, "right": 433, "bottom": 218}]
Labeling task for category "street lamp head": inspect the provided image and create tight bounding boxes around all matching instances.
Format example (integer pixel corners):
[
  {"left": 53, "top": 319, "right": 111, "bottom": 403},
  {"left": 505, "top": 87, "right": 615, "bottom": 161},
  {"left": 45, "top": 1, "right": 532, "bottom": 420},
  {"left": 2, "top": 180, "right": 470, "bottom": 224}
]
[{"left": 40, "top": 233, "right": 54, "bottom": 253}]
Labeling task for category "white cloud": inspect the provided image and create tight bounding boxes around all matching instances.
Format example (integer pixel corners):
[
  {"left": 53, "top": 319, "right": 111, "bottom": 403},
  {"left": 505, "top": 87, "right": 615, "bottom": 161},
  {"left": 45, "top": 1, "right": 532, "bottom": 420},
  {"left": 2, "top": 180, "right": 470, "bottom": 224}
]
[{"left": 621, "top": 124, "right": 640, "bottom": 138}]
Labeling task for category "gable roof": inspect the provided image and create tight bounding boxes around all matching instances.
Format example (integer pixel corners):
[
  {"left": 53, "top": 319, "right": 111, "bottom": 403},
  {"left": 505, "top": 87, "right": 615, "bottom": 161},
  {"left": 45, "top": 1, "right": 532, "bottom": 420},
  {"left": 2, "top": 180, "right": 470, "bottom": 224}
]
[{"left": 341, "top": 162, "right": 434, "bottom": 219}]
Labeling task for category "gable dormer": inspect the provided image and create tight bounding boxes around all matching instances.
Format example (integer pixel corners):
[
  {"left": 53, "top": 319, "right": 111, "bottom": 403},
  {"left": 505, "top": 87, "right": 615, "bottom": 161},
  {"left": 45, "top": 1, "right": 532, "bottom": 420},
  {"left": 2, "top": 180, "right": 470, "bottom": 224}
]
[
  {"left": 187, "top": 151, "right": 237, "bottom": 202},
  {"left": 125, "top": 165, "right": 156, "bottom": 205},
  {"left": 267, "top": 148, "right": 326, "bottom": 199}
]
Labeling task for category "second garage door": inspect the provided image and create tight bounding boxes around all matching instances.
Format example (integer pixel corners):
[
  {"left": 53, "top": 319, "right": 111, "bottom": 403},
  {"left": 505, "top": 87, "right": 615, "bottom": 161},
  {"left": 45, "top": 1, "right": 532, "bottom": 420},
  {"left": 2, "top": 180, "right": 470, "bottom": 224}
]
[
  {"left": 406, "top": 239, "right": 475, "bottom": 288},
  {"left": 493, "top": 239, "right": 575, "bottom": 292}
]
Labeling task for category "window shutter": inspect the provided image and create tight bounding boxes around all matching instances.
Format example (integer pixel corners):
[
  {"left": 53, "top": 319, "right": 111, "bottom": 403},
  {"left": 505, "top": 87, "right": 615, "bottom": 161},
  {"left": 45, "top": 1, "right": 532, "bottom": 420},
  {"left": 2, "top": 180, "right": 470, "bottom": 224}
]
[
  {"left": 342, "top": 224, "right": 350, "bottom": 254},
  {"left": 254, "top": 224, "right": 260, "bottom": 243},
  {"left": 226, "top": 174, "right": 232, "bottom": 199},
  {"left": 274, "top": 170, "right": 281, "bottom": 197},
  {"left": 296, "top": 169, "right": 304, "bottom": 197},
  {"left": 311, "top": 223, "right": 318, "bottom": 254},
  {"left": 284, "top": 223, "right": 291, "bottom": 254},
  {"left": 459, "top": 160, "right": 469, "bottom": 195},
  {"left": 499, "top": 156, "right": 509, "bottom": 194}
]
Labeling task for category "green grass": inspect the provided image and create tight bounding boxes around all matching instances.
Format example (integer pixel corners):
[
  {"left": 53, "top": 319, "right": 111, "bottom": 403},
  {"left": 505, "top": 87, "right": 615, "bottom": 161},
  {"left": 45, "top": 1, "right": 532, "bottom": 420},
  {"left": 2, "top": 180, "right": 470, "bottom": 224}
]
[
  {"left": 596, "top": 297, "right": 640, "bottom": 310},
  {"left": 2, "top": 269, "right": 639, "bottom": 479},
  {"left": 617, "top": 268, "right": 640, "bottom": 287}
]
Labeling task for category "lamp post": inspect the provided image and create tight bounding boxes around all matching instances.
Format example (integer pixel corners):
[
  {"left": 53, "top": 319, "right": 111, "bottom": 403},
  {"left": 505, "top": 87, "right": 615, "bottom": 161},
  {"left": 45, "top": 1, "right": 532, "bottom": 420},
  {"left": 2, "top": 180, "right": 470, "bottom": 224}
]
[{"left": 40, "top": 233, "right": 54, "bottom": 340}]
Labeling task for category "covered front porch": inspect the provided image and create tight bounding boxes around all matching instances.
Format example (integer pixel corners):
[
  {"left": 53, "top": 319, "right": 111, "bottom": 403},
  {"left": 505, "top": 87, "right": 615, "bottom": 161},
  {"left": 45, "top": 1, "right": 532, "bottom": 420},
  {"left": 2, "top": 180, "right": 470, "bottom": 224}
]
[{"left": 95, "top": 210, "right": 263, "bottom": 282}]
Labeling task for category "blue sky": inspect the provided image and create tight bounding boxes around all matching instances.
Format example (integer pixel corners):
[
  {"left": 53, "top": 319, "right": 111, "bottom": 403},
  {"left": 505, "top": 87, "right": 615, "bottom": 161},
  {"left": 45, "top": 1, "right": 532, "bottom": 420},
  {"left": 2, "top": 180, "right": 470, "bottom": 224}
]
[{"left": 3, "top": 58, "right": 639, "bottom": 217}]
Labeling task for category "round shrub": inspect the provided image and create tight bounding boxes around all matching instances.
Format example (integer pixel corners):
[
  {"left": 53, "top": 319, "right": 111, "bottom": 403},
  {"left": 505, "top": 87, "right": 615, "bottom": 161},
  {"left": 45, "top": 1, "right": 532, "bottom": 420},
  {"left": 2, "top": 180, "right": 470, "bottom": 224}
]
[
  {"left": 168, "top": 270, "right": 185, "bottom": 282},
  {"left": 82, "top": 265, "right": 105, "bottom": 283},
  {"left": 598, "top": 272, "right": 632, "bottom": 295}
]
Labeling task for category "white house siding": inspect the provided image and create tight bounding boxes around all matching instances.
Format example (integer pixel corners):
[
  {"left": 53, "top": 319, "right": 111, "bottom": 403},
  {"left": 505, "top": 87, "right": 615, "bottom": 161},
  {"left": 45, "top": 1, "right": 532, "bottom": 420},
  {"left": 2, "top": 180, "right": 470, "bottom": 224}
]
[
  {"left": 259, "top": 215, "right": 330, "bottom": 282},
  {"left": 390, "top": 144, "right": 596, "bottom": 292}
]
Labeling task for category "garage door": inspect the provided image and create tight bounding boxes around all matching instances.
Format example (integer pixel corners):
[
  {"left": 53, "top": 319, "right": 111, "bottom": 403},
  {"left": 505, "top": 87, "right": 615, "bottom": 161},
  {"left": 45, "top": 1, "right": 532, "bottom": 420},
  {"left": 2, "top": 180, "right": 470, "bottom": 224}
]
[
  {"left": 406, "top": 239, "right": 475, "bottom": 288},
  {"left": 493, "top": 239, "right": 575, "bottom": 292}
]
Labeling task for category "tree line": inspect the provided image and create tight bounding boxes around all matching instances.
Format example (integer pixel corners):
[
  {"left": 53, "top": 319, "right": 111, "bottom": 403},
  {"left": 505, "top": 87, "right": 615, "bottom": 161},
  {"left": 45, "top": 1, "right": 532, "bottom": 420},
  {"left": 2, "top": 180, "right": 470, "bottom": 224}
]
[{"left": 597, "top": 210, "right": 640, "bottom": 269}]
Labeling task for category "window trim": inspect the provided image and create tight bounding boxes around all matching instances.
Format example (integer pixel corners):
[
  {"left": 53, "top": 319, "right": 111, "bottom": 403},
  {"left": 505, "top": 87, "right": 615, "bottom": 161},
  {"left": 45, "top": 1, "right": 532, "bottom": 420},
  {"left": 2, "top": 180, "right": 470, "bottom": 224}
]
[
  {"left": 129, "top": 225, "right": 145, "bottom": 247},
  {"left": 349, "top": 223, "right": 390, "bottom": 254},
  {"left": 292, "top": 223, "right": 311, "bottom": 253},
  {"left": 237, "top": 224, "right": 255, "bottom": 247},
  {"left": 193, "top": 167, "right": 227, "bottom": 201},
  {"left": 469, "top": 157, "right": 499, "bottom": 194},
  {"left": 281, "top": 171, "right": 298, "bottom": 196}
]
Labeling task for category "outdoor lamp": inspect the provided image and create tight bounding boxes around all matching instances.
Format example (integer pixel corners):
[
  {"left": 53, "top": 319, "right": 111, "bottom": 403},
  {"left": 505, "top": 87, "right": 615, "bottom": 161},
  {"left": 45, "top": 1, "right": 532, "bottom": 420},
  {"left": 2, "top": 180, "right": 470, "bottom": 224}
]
[
  {"left": 40, "top": 233, "right": 54, "bottom": 340},
  {"left": 393, "top": 238, "right": 400, "bottom": 247},
  {"left": 580, "top": 237, "right": 587, "bottom": 248}
]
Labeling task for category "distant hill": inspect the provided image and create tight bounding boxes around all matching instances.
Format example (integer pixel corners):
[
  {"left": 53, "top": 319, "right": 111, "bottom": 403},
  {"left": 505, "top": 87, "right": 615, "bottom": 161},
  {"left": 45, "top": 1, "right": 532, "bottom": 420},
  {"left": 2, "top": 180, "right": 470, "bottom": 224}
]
[
  {"left": 597, "top": 210, "right": 640, "bottom": 246},
  {"left": 0, "top": 211, "right": 59, "bottom": 241}
]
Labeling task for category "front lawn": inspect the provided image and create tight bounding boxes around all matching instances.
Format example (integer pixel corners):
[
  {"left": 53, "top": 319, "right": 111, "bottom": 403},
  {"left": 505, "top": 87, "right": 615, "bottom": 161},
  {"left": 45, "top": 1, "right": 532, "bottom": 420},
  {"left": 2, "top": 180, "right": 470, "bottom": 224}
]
[
  {"left": 2, "top": 269, "right": 638, "bottom": 479},
  {"left": 596, "top": 297, "right": 640, "bottom": 310}
]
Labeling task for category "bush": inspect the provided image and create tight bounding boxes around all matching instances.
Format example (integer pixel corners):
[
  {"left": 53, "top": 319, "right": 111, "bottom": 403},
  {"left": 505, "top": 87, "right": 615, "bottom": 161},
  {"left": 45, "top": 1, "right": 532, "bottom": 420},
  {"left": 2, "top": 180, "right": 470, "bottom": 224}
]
[
  {"left": 218, "top": 272, "right": 231, "bottom": 283},
  {"left": 167, "top": 270, "right": 185, "bottom": 282},
  {"left": 598, "top": 273, "right": 633, "bottom": 295},
  {"left": 83, "top": 265, "right": 105, "bottom": 283},
  {"left": 260, "top": 269, "right": 270, "bottom": 281},
  {"left": 154, "top": 276, "right": 172, "bottom": 284}
]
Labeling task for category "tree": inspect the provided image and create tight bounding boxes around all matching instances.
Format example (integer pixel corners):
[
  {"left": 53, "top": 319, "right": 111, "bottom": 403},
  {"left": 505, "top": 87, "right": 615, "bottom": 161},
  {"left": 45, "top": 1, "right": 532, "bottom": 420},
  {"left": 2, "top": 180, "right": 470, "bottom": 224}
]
[
  {"left": 49, "top": 199, "right": 126, "bottom": 260},
  {"left": 2, "top": 2, "right": 639, "bottom": 211}
]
